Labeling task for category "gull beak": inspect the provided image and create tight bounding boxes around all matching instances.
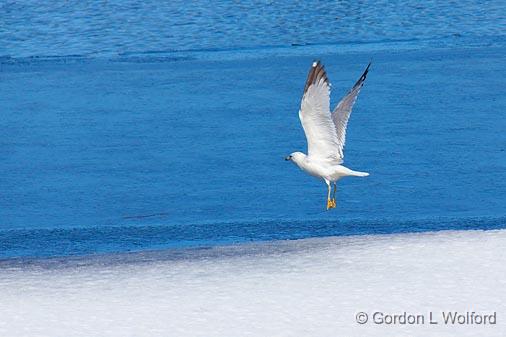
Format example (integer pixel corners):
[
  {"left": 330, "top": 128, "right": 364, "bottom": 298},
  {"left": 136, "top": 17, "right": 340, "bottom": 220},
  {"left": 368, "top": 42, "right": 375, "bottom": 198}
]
[{"left": 285, "top": 156, "right": 291, "bottom": 161}]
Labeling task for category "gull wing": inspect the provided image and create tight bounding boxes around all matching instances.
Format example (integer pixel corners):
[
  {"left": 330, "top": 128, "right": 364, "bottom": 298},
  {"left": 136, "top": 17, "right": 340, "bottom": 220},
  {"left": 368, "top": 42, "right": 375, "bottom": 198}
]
[
  {"left": 299, "top": 61, "right": 341, "bottom": 163},
  {"left": 331, "top": 63, "right": 370, "bottom": 160}
]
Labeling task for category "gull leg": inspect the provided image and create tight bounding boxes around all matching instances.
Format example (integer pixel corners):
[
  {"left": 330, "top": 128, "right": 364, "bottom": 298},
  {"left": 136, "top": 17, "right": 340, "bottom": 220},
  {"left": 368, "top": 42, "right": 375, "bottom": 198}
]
[
  {"left": 331, "top": 183, "right": 337, "bottom": 208},
  {"left": 326, "top": 180, "right": 332, "bottom": 210}
]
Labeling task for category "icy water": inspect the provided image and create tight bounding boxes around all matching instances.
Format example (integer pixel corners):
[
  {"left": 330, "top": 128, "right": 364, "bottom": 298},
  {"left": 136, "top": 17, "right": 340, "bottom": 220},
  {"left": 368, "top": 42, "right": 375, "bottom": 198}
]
[
  {"left": 1, "top": 1, "right": 506, "bottom": 258},
  {"left": 1, "top": 1, "right": 505, "bottom": 58}
]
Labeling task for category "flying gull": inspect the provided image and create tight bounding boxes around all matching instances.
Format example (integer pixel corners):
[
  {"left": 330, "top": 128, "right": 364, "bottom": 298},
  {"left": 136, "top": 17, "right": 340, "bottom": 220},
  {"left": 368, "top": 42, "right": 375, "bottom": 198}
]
[{"left": 286, "top": 61, "right": 370, "bottom": 210}]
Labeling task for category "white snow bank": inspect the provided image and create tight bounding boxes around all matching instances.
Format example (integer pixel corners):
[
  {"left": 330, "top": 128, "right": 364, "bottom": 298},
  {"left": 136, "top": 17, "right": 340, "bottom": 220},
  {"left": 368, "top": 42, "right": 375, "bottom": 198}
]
[{"left": 1, "top": 229, "right": 505, "bottom": 337}]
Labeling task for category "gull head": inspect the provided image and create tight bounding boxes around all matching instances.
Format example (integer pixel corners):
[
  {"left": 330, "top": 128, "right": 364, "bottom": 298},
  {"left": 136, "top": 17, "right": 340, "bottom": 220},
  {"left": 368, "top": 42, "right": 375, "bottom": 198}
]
[{"left": 285, "top": 152, "right": 306, "bottom": 165}]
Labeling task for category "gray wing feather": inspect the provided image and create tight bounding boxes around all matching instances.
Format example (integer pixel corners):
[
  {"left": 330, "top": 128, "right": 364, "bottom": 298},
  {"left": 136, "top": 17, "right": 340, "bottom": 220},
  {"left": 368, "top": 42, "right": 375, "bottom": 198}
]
[{"left": 331, "top": 62, "right": 370, "bottom": 160}]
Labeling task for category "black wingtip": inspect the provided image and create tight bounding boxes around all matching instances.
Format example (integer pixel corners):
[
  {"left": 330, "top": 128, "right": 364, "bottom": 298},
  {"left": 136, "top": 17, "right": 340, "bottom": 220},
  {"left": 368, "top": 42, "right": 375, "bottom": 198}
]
[
  {"left": 352, "top": 62, "right": 371, "bottom": 90},
  {"left": 366, "top": 60, "right": 371, "bottom": 70},
  {"left": 303, "top": 60, "right": 329, "bottom": 94},
  {"left": 362, "top": 61, "right": 371, "bottom": 79}
]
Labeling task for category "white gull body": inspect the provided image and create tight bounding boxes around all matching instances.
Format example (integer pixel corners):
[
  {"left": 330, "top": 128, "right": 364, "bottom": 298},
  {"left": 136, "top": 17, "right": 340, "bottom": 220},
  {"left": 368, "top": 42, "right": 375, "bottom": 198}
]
[{"left": 286, "top": 61, "right": 370, "bottom": 209}]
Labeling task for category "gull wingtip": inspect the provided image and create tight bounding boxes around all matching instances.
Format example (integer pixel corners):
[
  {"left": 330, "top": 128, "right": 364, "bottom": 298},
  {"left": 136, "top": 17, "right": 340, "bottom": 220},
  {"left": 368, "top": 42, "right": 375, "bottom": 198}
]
[{"left": 363, "top": 61, "right": 371, "bottom": 76}]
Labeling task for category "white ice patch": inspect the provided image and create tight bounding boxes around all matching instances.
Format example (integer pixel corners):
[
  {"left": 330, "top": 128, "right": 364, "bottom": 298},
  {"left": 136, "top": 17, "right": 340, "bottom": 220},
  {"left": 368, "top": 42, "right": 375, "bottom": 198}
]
[{"left": 1, "top": 229, "right": 505, "bottom": 337}]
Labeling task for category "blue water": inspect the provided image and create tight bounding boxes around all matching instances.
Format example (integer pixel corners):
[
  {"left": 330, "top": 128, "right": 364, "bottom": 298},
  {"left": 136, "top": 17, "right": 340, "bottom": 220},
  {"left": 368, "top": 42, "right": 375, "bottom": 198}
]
[
  {"left": 1, "top": 1, "right": 505, "bottom": 58},
  {"left": 1, "top": 1, "right": 505, "bottom": 258}
]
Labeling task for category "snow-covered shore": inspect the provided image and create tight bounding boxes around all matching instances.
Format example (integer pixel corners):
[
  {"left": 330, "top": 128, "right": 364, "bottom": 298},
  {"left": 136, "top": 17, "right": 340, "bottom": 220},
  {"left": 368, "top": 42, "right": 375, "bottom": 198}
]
[{"left": 1, "top": 229, "right": 505, "bottom": 337}]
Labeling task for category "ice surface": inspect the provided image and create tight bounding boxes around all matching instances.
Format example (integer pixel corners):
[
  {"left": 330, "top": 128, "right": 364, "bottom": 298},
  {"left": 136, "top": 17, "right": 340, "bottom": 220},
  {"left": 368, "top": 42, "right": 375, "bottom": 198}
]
[
  {"left": 2, "top": 45, "right": 506, "bottom": 237},
  {"left": 1, "top": 229, "right": 505, "bottom": 337}
]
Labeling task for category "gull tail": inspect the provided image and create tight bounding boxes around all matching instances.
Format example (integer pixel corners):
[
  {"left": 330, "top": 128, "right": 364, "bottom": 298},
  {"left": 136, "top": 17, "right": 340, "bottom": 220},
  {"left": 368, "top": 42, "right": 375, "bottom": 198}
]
[{"left": 349, "top": 170, "right": 369, "bottom": 177}]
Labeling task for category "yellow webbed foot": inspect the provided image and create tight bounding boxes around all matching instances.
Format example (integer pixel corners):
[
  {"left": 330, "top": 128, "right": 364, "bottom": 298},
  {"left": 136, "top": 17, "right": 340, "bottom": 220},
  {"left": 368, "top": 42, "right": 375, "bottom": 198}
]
[
  {"left": 326, "top": 198, "right": 333, "bottom": 210},
  {"left": 331, "top": 199, "right": 336, "bottom": 208}
]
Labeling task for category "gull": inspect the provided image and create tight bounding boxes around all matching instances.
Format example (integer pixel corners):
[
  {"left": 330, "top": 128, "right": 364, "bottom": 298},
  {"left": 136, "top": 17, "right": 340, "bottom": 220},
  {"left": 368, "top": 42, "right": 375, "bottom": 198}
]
[{"left": 285, "top": 61, "right": 370, "bottom": 210}]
